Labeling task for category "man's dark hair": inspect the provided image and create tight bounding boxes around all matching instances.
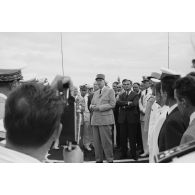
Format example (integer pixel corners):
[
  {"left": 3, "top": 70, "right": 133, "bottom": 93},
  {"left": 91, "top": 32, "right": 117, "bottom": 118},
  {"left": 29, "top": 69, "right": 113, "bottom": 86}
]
[
  {"left": 122, "top": 79, "right": 132, "bottom": 85},
  {"left": 161, "top": 75, "right": 180, "bottom": 100},
  {"left": 133, "top": 82, "right": 140, "bottom": 86},
  {"left": 4, "top": 83, "right": 63, "bottom": 147},
  {"left": 112, "top": 81, "right": 119, "bottom": 85},
  {"left": 186, "top": 72, "right": 195, "bottom": 77},
  {"left": 175, "top": 76, "right": 195, "bottom": 106}
]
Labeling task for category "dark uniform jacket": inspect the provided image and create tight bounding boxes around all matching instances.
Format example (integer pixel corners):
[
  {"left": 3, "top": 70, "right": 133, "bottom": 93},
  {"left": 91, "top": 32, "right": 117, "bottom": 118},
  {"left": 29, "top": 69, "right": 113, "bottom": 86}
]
[
  {"left": 88, "top": 93, "right": 94, "bottom": 111},
  {"left": 158, "top": 107, "right": 189, "bottom": 152},
  {"left": 117, "top": 91, "right": 139, "bottom": 124}
]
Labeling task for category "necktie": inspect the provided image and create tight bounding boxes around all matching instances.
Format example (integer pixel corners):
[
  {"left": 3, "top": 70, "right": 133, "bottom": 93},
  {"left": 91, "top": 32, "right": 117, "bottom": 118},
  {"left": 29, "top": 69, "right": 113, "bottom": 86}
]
[
  {"left": 100, "top": 89, "right": 102, "bottom": 94},
  {"left": 126, "top": 91, "right": 128, "bottom": 99}
]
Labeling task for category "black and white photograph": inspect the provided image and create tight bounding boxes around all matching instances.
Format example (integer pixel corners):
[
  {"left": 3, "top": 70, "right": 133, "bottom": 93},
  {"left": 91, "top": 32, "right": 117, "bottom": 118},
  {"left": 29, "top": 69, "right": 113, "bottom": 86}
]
[
  {"left": 0, "top": 1, "right": 195, "bottom": 194},
  {"left": 1, "top": 32, "right": 195, "bottom": 163}
]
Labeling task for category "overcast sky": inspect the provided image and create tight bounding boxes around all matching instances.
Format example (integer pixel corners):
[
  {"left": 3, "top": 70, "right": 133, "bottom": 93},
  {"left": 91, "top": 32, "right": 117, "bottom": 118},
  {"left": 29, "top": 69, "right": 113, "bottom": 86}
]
[{"left": 0, "top": 32, "right": 195, "bottom": 87}]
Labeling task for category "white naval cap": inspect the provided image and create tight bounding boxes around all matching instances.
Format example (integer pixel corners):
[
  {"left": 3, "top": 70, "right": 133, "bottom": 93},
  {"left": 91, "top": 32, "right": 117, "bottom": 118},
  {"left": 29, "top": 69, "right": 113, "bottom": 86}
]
[
  {"left": 148, "top": 72, "right": 161, "bottom": 83},
  {"left": 160, "top": 67, "right": 181, "bottom": 79},
  {"left": 150, "top": 78, "right": 160, "bottom": 83}
]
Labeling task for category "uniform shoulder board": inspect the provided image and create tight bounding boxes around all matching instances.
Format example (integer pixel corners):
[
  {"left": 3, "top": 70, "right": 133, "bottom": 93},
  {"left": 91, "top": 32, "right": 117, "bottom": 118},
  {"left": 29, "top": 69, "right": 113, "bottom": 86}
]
[{"left": 155, "top": 141, "right": 195, "bottom": 163}]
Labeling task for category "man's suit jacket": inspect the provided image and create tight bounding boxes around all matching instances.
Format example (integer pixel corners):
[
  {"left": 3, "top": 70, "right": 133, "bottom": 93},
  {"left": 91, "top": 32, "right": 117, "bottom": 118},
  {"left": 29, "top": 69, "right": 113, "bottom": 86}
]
[
  {"left": 113, "top": 93, "right": 120, "bottom": 122},
  {"left": 117, "top": 91, "right": 139, "bottom": 124},
  {"left": 180, "top": 118, "right": 195, "bottom": 145},
  {"left": 158, "top": 107, "right": 189, "bottom": 152},
  {"left": 91, "top": 87, "right": 116, "bottom": 126},
  {"left": 139, "top": 88, "right": 152, "bottom": 122},
  {"left": 87, "top": 93, "right": 94, "bottom": 111}
]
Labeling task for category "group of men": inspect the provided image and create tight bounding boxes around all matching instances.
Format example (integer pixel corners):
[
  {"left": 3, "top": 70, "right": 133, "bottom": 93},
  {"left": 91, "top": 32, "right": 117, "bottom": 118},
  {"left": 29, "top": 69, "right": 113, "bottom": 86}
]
[
  {"left": 76, "top": 73, "right": 153, "bottom": 162},
  {"left": 1, "top": 68, "right": 195, "bottom": 163},
  {"left": 111, "top": 76, "right": 153, "bottom": 160},
  {"left": 81, "top": 68, "right": 195, "bottom": 163}
]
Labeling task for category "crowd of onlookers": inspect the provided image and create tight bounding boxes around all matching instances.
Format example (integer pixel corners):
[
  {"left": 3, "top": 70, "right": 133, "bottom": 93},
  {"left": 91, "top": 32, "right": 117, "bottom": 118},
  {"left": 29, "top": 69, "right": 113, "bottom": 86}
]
[
  {"left": 65, "top": 68, "right": 195, "bottom": 162},
  {"left": 1, "top": 67, "right": 195, "bottom": 162}
]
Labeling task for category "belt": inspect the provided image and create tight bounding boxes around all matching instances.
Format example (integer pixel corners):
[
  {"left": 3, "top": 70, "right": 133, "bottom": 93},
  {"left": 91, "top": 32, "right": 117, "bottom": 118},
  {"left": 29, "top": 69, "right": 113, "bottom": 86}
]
[{"left": 121, "top": 106, "right": 137, "bottom": 111}]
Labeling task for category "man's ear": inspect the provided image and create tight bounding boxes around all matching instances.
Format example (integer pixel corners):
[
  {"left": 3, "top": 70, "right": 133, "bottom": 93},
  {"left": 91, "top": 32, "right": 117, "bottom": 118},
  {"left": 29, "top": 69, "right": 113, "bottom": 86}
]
[
  {"left": 163, "top": 91, "right": 168, "bottom": 101},
  {"left": 181, "top": 97, "right": 190, "bottom": 108}
]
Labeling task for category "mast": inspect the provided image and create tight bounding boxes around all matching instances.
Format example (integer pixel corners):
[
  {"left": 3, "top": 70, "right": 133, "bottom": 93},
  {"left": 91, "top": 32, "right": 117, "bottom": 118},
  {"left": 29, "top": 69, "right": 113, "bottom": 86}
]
[
  {"left": 60, "top": 32, "right": 64, "bottom": 76},
  {"left": 168, "top": 32, "right": 170, "bottom": 69},
  {"left": 190, "top": 33, "right": 195, "bottom": 68}
]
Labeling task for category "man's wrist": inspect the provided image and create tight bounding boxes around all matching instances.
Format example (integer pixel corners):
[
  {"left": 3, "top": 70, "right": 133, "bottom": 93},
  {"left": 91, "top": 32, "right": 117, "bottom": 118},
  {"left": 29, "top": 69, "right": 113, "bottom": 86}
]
[{"left": 127, "top": 101, "right": 132, "bottom": 106}]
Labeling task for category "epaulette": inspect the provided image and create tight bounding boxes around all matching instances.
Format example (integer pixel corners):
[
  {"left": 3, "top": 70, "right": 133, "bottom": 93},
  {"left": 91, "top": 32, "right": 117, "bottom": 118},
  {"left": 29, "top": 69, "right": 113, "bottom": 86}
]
[{"left": 155, "top": 141, "right": 195, "bottom": 163}]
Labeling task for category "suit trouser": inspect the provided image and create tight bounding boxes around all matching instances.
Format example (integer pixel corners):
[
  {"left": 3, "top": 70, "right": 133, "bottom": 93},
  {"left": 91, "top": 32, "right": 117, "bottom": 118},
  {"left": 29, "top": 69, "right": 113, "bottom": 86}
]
[
  {"left": 92, "top": 125, "right": 114, "bottom": 162},
  {"left": 136, "top": 122, "right": 144, "bottom": 152},
  {"left": 120, "top": 122, "right": 138, "bottom": 158},
  {"left": 141, "top": 121, "right": 149, "bottom": 154},
  {"left": 115, "top": 122, "right": 120, "bottom": 147},
  {"left": 114, "top": 112, "right": 120, "bottom": 147}
]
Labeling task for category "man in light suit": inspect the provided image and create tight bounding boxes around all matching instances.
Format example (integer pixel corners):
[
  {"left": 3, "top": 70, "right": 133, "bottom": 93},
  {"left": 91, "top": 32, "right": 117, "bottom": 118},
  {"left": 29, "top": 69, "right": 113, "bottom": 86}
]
[
  {"left": 90, "top": 74, "right": 116, "bottom": 163},
  {"left": 174, "top": 76, "right": 195, "bottom": 144},
  {"left": 139, "top": 76, "right": 152, "bottom": 156}
]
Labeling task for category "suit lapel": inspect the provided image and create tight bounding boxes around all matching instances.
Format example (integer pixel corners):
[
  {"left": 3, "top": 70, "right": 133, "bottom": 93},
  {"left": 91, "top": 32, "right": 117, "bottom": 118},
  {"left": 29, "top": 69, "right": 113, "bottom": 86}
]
[
  {"left": 127, "top": 91, "right": 134, "bottom": 100},
  {"left": 129, "top": 91, "right": 134, "bottom": 99},
  {"left": 122, "top": 91, "right": 127, "bottom": 100},
  {"left": 99, "top": 87, "right": 107, "bottom": 98}
]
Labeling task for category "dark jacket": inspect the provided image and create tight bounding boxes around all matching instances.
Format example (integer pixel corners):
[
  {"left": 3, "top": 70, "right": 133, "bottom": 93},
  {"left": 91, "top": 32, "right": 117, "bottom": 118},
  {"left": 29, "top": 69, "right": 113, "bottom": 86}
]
[
  {"left": 117, "top": 91, "right": 139, "bottom": 124},
  {"left": 113, "top": 93, "right": 119, "bottom": 122},
  {"left": 158, "top": 107, "right": 189, "bottom": 152},
  {"left": 88, "top": 93, "right": 94, "bottom": 111}
]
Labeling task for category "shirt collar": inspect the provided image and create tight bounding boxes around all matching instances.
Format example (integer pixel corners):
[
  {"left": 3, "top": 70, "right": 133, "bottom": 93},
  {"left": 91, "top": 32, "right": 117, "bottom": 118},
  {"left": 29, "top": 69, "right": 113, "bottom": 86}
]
[
  {"left": 102, "top": 86, "right": 106, "bottom": 91},
  {"left": 167, "top": 104, "right": 177, "bottom": 115},
  {"left": 190, "top": 111, "right": 195, "bottom": 125},
  {"left": 84, "top": 94, "right": 88, "bottom": 98},
  {"left": 125, "top": 89, "right": 132, "bottom": 95},
  {"left": 99, "top": 86, "right": 106, "bottom": 92}
]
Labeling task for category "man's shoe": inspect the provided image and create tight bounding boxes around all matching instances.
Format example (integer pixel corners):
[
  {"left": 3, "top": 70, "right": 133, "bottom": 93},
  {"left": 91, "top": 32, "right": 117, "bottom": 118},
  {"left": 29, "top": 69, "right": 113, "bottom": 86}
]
[
  {"left": 133, "top": 156, "right": 138, "bottom": 161},
  {"left": 137, "top": 149, "right": 144, "bottom": 155},
  {"left": 96, "top": 161, "right": 103, "bottom": 163},
  {"left": 139, "top": 153, "right": 149, "bottom": 158}
]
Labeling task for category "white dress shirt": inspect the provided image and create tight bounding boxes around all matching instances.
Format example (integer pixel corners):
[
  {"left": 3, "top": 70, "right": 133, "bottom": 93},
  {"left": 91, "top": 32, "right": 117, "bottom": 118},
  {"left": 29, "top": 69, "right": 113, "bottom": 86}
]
[
  {"left": 0, "top": 146, "right": 40, "bottom": 163},
  {"left": 167, "top": 103, "right": 178, "bottom": 115}
]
